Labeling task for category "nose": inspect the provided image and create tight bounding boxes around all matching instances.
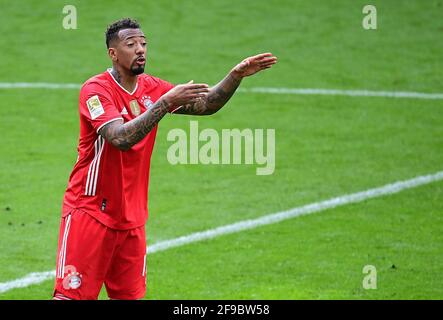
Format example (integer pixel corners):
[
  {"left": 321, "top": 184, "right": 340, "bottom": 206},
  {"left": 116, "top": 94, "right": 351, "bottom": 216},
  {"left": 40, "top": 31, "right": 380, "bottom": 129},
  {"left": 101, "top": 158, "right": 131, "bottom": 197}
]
[{"left": 135, "top": 43, "right": 145, "bottom": 55}]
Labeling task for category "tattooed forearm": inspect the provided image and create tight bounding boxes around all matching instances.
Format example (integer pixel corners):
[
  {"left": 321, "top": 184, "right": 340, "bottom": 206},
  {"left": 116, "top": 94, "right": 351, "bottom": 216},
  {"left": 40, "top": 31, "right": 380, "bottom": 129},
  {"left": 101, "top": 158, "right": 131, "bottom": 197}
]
[
  {"left": 99, "top": 99, "right": 170, "bottom": 151},
  {"left": 174, "top": 72, "right": 242, "bottom": 115},
  {"left": 171, "top": 53, "right": 277, "bottom": 115}
]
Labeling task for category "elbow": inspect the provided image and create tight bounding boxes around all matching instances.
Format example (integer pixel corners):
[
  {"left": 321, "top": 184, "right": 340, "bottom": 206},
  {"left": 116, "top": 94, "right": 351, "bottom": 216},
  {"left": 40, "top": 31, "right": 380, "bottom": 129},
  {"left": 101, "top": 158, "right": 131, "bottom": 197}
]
[
  {"left": 116, "top": 143, "right": 132, "bottom": 152},
  {"left": 117, "top": 145, "right": 131, "bottom": 152},
  {"left": 110, "top": 138, "right": 132, "bottom": 152},
  {"left": 99, "top": 122, "right": 134, "bottom": 151}
]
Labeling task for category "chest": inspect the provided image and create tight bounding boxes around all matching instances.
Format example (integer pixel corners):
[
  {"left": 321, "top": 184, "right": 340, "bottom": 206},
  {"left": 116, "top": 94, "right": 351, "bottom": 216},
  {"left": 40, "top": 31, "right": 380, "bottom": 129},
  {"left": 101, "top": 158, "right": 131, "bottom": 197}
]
[{"left": 113, "top": 87, "right": 164, "bottom": 122}]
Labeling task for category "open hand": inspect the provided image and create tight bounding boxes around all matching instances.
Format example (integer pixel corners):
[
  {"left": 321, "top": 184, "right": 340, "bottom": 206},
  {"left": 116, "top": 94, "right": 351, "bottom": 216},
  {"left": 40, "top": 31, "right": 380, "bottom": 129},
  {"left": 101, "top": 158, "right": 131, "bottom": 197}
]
[
  {"left": 163, "top": 80, "right": 209, "bottom": 107},
  {"left": 231, "top": 53, "right": 278, "bottom": 78}
]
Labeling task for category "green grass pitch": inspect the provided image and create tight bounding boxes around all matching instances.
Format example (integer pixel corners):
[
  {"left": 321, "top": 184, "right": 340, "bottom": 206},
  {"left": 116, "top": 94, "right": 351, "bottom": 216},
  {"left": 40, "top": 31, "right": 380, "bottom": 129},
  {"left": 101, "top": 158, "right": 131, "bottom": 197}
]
[{"left": 0, "top": 0, "right": 442, "bottom": 299}]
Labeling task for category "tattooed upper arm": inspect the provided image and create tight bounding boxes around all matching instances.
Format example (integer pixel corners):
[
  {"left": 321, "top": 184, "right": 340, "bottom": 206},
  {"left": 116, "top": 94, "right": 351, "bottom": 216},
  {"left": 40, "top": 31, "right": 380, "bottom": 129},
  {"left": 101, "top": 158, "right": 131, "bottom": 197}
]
[
  {"left": 98, "top": 119, "right": 130, "bottom": 151},
  {"left": 97, "top": 98, "right": 170, "bottom": 151}
]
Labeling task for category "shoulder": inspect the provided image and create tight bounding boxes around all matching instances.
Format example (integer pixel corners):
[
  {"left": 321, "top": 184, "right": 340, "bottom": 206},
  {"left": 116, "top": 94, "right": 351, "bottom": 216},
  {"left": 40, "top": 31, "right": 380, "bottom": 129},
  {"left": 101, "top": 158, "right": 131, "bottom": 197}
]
[
  {"left": 139, "top": 73, "right": 174, "bottom": 91},
  {"left": 80, "top": 71, "right": 113, "bottom": 99}
]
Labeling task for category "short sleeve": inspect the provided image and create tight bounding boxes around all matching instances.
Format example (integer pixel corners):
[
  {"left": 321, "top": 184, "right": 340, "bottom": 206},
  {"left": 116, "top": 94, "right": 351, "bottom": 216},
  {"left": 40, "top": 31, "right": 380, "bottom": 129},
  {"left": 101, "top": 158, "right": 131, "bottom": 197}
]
[{"left": 79, "top": 82, "right": 123, "bottom": 133}]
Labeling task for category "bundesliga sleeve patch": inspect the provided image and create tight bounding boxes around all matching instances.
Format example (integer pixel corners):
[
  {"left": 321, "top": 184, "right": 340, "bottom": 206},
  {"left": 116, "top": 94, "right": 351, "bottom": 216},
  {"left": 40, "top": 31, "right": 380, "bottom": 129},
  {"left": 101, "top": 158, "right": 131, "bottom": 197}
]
[{"left": 86, "top": 95, "right": 105, "bottom": 120}]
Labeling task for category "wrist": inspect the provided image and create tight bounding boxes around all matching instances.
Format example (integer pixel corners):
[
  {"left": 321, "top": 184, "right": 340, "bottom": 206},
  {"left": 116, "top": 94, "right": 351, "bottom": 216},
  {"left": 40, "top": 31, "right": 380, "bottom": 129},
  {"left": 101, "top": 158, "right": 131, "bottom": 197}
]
[
  {"left": 160, "top": 95, "right": 174, "bottom": 110},
  {"left": 229, "top": 69, "right": 243, "bottom": 82}
]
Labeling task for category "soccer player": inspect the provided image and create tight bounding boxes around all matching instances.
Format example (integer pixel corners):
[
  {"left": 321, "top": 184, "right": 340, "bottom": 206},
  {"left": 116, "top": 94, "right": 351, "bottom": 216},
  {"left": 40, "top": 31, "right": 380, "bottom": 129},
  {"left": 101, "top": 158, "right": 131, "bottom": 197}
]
[{"left": 53, "top": 17, "right": 277, "bottom": 300}]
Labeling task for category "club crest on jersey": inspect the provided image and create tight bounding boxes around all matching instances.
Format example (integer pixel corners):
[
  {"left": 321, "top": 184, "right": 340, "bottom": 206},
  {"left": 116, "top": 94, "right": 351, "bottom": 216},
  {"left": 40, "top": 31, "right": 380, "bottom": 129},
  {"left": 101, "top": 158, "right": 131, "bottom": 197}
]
[
  {"left": 141, "top": 95, "right": 154, "bottom": 110},
  {"left": 129, "top": 100, "right": 141, "bottom": 116},
  {"left": 67, "top": 274, "right": 82, "bottom": 289},
  {"left": 62, "top": 265, "right": 83, "bottom": 290}
]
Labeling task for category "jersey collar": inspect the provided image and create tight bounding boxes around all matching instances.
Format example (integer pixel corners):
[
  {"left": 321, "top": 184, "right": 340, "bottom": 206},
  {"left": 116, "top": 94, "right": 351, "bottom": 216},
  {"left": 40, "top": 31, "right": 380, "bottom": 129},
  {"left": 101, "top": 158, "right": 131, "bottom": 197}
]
[{"left": 107, "top": 68, "right": 139, "bottom": 95}]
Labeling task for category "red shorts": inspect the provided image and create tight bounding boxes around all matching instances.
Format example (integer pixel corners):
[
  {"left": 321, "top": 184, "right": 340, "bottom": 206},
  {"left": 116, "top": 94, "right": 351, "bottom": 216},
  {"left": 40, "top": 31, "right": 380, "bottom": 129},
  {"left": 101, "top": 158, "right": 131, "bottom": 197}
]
[{"left": 53, "top": 210, "right": 147, "bottom": 300}]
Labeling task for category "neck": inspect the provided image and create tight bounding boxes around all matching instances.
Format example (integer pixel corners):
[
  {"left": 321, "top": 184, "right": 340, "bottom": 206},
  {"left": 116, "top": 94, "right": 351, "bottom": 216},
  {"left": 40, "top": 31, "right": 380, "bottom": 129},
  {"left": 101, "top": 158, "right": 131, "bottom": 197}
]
[{"left": 110, "top": 65, "right": 138, "bottom": 93}]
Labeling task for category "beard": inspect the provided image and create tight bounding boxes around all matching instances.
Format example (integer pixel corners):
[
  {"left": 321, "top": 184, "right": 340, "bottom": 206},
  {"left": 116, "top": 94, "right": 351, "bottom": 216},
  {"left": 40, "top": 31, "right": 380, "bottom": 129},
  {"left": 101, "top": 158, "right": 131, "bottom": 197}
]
[{"left": 130, "top": 64, "right": 145, "bottom": 75}]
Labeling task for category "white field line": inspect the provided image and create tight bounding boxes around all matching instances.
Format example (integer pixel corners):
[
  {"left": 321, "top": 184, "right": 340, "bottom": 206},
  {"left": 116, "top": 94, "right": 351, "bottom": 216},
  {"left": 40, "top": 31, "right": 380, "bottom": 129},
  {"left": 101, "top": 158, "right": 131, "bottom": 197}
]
[
  {"left": 1, "top": 170, "right": 443, "bottom": 294},
  {"left": 0, "top": 82, "right": 81, "bottom": 89},
  {"left": 1, "top": 82, "right": 443, "bottom": 99},
  {"left": 238, "top": 87, "right": 443, "bottom": 99},
  {"left": 0, "top": 271, "right": 56, "bottom": 294}
]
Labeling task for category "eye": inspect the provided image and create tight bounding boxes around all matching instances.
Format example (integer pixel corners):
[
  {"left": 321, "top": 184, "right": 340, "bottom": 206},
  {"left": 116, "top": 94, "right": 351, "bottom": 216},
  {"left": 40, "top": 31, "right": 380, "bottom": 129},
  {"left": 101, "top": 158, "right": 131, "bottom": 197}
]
[
  {"left": 141, "top": 42, "right": 147, "bottom": 47},
  {"left": 127, "top": 43, "right": 134, "bottom": 47}
]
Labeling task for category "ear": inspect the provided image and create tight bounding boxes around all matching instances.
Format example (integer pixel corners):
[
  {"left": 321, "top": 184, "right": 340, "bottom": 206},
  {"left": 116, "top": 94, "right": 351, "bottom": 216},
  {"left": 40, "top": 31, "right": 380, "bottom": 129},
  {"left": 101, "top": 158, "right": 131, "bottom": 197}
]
[{"left": 108, "top": 47, "right": 118, "bottom": 62}]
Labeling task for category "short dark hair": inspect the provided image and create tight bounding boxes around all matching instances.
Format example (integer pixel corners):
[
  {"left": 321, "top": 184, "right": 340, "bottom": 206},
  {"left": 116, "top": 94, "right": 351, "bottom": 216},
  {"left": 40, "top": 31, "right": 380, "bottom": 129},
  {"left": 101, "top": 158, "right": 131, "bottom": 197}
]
[{"left": 105, "top": 18, "right": 140, "bottom": 48}]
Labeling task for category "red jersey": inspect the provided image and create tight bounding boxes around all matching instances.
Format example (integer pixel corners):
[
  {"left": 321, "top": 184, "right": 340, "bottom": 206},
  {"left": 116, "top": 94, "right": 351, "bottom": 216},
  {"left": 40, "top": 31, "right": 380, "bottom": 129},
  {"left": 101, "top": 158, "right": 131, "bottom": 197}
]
[{"left": 62, "top": 69, "right": 174, "bottom": 230}]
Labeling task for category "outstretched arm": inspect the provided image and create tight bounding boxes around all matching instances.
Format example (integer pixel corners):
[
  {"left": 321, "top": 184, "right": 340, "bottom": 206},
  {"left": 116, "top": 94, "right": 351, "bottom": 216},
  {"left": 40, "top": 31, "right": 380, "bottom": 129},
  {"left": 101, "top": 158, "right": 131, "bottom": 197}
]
[{"left": 173, "top": 52, "right": 277, "bottom": 115}]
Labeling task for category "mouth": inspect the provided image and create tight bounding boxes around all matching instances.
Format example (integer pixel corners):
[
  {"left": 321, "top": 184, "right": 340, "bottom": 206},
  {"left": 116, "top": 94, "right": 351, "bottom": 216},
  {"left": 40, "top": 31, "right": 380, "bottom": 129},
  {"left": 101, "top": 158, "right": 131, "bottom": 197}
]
[{"left": 135, "top": 57, "right": 146, "bottom": 66}]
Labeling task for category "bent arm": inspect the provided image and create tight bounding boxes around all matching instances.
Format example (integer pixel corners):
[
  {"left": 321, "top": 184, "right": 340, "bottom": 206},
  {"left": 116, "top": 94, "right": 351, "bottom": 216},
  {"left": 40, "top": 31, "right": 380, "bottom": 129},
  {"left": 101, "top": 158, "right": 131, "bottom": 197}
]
[
  {"left": 99, "top": 98, "right": 171, "bottom": 151},
  {"left": 98, "top": 82, "right": 209, "bottom": 151}
]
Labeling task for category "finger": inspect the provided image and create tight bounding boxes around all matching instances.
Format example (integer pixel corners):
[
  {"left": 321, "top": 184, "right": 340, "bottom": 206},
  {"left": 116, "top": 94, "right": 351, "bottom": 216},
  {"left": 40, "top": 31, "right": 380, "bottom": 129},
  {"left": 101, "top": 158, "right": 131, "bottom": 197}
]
[
  {"left": 183, "top": 83, "right": 210, "bottom": 89},
  {"left": 256, "top": 58, "right": 277, "bottom": 67},
  {"left": 187, "top": 92, "right": 208, "bottom": 98},
  {"left": 259, "top": 64, "right": 275, "bottom": 71},
  {"left": 257, "top": 64, "right": 275, "bottom": 70},
  {"left": 189, "top": 85, "right": 210, "bottom": 90},
  {"left": 186, "top": 92, "right": 209, "bottom": 99},
  {"left": 186, "top": 83, "right": 209, "bottom": 88},
  {"left": 254, "top": 55, "right": 277, "bottom": 63},
  {"left": 259, "top": 58, "right": 277, "bottom": 65},
  {"left": 252, "top": 52, "right": 273, "bottom": 59},
  {"left": 259, "top": 61, "right": 277, "bottom": 68},
  {"left": 258, "top": 57, "right": 277, "bottom": 64},
  {"left": 185, "top": 87, "right": 209, "bottom": 94},
  {"left": 183, "top": 93, "right": 205, "bottom": 100},
  {"left": 178, "top": 80, "right": 206, "bottom": 88},
  {"left": 249, "top": 52, "right": 274, "bottom": 61},
  {"left": 189, "top": 88, "right": 210, "bottom": 94}
]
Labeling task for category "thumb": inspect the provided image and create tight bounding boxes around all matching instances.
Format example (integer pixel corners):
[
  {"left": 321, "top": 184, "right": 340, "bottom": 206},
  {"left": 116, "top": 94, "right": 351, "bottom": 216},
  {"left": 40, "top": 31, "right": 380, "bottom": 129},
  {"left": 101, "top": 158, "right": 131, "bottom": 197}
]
[{"left": 237, "top": 59, "right": 250, "bottom": 71}]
